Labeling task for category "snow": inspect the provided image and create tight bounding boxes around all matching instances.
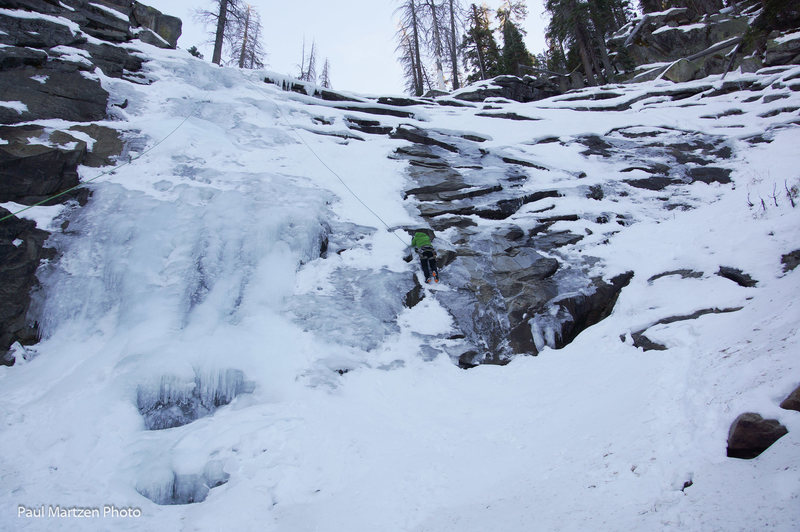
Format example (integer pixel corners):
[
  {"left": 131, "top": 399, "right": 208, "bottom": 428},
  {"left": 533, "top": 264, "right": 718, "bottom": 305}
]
[
  {"left": 1, "top": 42, "right": 799, "bottom": 532},
  {"left": 653, "top": 22, "right": 707, "bottom": 34},
  {"left": 0, "top": 8, "right": 80, "bottom": 34},
  {"left": 0, "top": 100, "right": 27, "bottom": 114},
  {"left": 88, "top": 2, "right": 129, "bottom": 22},
  {"left": 0, "top": 201, "right": 64, "bottom": 229},
  {"left": 775, "top": 30, "right": 800, "bottom": 44}
]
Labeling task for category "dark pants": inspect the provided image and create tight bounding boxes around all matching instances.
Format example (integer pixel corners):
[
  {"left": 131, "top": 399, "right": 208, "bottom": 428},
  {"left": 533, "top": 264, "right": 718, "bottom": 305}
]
[{"left": 420, "top": 253, "right": 438, "bottom": 280}]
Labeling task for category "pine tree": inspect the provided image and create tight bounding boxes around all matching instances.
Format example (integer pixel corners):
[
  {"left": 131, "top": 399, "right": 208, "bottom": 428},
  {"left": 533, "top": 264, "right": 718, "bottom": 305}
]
[
  {"left": 545, "top": 0, "right": 630, "bottom": 85},
  {"left": 461, "top": 3, "right": 502, "bottom": 83},
  {"left": 498, "top": 8, "right": 533, "bottom": 76}
]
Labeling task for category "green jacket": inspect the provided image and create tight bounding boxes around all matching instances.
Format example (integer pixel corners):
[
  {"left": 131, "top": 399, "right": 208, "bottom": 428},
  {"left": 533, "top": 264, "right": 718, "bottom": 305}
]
[{"left": 411, "top": 232, "right": 432, "bottom": 249}]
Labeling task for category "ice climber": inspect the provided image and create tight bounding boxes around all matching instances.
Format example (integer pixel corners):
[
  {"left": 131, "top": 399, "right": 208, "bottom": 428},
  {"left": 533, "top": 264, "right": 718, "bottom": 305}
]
[{"left": 411, "top": 231, "right": 439, "bottom": 283}]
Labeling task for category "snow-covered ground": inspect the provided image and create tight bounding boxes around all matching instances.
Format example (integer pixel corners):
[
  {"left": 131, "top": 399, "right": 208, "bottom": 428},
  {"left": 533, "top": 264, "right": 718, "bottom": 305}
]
[{"left": 1, "top": 41, "right": 799, "bottom": 531}]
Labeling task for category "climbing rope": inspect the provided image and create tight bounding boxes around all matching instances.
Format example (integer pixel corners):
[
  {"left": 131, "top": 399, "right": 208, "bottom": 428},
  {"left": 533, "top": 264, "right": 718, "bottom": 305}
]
[
  {"left": 244, "top": 75, "right": 411, "bottom": 247},
  {"left": 0, "top": 103, "right": 201, "bottom": 224}
]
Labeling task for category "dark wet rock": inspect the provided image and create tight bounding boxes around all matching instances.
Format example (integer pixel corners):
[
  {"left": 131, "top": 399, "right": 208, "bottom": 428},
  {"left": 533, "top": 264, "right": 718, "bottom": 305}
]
[
  {"left": 439, "top": 185, "right": 502, "bottom": 201},
  {"left": 579, "top": 135, "right": 614, "bottom": 157},
  {"left": 376, "top": 96, "right": 428, "bottom": 107},
  {"left": 780, "top": 385, "right": 800, "bottom": 412},
  {"left": 457, "top": 350, "right": 481, "bottom": 369},
  {"left": 131, "top": 1, "right": 182, "bottom": 49},
  {"left": 587, "top": 185, "right": 604, "bottom": 200},
  {"left": 0, "top": 66, "right": 109, "bottom": 124},
  {"left": 0, "top": 126, "right": 85, "bottom": 204},
  {"left": 716, "top": 266, "right": 757, "bottom": 287},
  {"left": 554, "top": 272, "right": 633, "bottom": 348},
  {"left": 782, "top": 250, "right": 800, "bottom": 272},
  {"left": 648, "top": 269, "right": 703, "bottom": 283},
  {"left": 476, "top": 112, "right": 539, "bottom": 121},
  {"left": 474, "top": 190, "right": 562, "bottom": 220},
  {"left": 0, "top": 47, "right": 48, "bottom": 70},
  {"left": 404, "top": 275, "right": 424, "bottom": 309},
  {"left": 727, "top": 413, "right": 788, "bottom": 459},
  {"left": 81, "top": 42, "right": 145, "bottom": 79},
  {"left": 0, "top": 211, "right": 53, "bottom": 365},
  {"left": 631, "top": 332, "right": 667, "bottom": 351},
  {"left": 429, "top": 216, "right": 477, "bottom": 231},
  {"left": 391, "top": 125, "right": 459, "bottom": 153},
  {"left": 455, "top": 75, "right": 561, "bottom": 103},
  {"left": 338, "top": 104, "right": 415, "bottom": 119},
  {"left": 533, "top": 231, "right": 583, "bottom": 250},
  {"left": 344, "top": 117, "right": 392, "bottom": 135},
  {"left": 631, "top": 307, "right": 742, "bottom": 353},
  {"left": 501, "top": 157, "right": 547, "bottom": 170},
  {"left": 436, "top": 99, "right": 476, "bottom": 108},
  {"left": 66, "top": 124, "right": 124, "bottom": 167},
  {"left": 0, "top": 10, "right": 83, "bottom": 49},
  {"left": 409, "top": 159, "right": 450, "bottom": 169},
  {"left": 624, "top": 176, "right": 681, "bottom": 191},
  {"left": 687, "top": 167, "right": 732, "bottom": 185}
]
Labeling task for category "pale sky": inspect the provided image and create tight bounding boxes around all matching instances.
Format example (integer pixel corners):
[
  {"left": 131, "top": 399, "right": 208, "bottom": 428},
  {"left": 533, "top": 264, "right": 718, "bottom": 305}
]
[{"left": 144, "top": 0, "right": 548, "bottom": 95}]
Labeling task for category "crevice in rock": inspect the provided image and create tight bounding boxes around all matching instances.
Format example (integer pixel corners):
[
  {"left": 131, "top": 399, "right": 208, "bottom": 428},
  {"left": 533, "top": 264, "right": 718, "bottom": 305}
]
[{"left": 632, "top": 306, "right": 743, "bottom": 351}]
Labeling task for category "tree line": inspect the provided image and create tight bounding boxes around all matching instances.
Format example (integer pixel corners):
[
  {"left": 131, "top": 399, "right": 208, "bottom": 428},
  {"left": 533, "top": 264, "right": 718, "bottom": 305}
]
[
  {"left": 193, "top": 0, "right": 333, "bottom": 88},
  {"left": 397, "top": 0, "right": 738, "bottom": 96}
]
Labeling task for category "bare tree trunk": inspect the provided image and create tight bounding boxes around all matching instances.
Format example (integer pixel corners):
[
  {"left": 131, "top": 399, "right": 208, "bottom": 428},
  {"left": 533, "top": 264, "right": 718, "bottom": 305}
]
[
  {"left": 471, "top": 3, "right": 486, "bottom": 80},
  {"left": 212, "top": 0, "right": 228, "bottom": 65},
  {"left": 575, "top": 26, "right": 597, "bottom": 85},
  {"left": 449, "top": 0, "right": 460, "bottom": 90},
  {"left": 426, "top": 0, "right": 446, "bottom": 90},
  {"left": 410, "top": 0, "right": 424, "bottom": 96},
  {"left": 238, "top": 5, "right": 250, "bottom": 68},
  {"left": 593, "top": 28, "right": 614, "bottom": 82}
]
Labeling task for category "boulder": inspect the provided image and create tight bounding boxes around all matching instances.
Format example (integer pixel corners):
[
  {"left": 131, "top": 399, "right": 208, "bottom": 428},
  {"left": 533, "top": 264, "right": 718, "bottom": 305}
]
[
  {"left": 131, "top": 2, "right": 182, "bottom": 49},
  {"left": 0, "top": 66, "right": 109, "bottom": 124},
  {"left": 727, "top": 413, "right": 788, "bottom": 459},
  {"left": 455, "top": 75, "right": 561, "bottom": 103},
  {"left": 0, "top": 125, "right": 86, "bottom": 204},
  {"left": 67, "top": 124, "right": 124, "bottom": 167},
  {"left": 782, "top": 249, "right": 800, "bottom": 272},
  {"left": 663, "top": 58, "right": 701, "bottom": 83},
  {"left": 780, "top": 385, "right": 800, "bottom": 412},
  {"left": 0, "top": 11, "right": 83, "bottom": 49},
  {"left": 765, "top": 34, "right": 800, "bottom": 67},
  {"left": 716, "top": 266, "right": 757, "bottom": 287}
]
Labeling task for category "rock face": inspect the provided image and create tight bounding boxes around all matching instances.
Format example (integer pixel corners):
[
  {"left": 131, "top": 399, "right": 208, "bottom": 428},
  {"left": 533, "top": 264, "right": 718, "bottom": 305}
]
[
  {"left": 0, "top": 1, "right": 175, "bottom": 362},
  {"left": 0, "top": 213, "right": 54, "bottom": 365},
  {"left": 727, "top": 413, "right": 788, "bottom": 459},
  {"left": 608, "top": 3, "right": 800, "bottom": 84},
  {"left": 780, "top": 385, "right": 800, "bottom": 412},
  {"left": 454, "top": 75, "right": 563, "bottom": 104}
]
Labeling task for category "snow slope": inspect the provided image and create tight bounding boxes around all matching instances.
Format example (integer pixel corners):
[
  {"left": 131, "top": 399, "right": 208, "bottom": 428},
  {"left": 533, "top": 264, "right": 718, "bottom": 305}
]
[{"left": 1, "top": 41, "right": 799, "bottom": 531}]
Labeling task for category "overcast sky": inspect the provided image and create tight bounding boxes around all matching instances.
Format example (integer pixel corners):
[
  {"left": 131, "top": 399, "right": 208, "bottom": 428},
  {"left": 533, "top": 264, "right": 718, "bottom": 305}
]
[{"left": 144, "top": 0, "right": 548, "bottom": 95}]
